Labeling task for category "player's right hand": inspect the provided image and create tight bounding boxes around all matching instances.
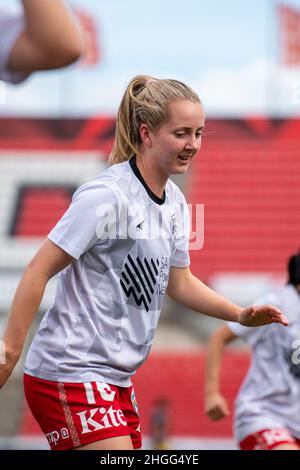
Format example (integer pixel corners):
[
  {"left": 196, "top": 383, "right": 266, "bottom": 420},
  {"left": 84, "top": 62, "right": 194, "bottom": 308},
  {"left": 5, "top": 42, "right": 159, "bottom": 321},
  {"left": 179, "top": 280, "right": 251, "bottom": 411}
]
[{"left": 205, "top": 392, "right": 230, "bottom": 421}]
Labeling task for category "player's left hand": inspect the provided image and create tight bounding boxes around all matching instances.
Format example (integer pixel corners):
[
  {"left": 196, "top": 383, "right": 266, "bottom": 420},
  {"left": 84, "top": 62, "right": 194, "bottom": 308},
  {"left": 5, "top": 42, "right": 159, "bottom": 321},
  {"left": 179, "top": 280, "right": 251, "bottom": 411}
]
[{"left": 238, "top": 305, "right": 289, "bottom": 327}]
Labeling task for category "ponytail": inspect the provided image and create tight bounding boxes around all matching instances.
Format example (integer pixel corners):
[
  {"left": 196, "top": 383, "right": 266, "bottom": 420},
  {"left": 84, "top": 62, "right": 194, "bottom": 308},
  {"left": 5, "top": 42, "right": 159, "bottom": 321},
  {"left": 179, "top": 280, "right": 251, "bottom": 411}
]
[{"left": 109, "top": 75, "right": 151, "bottom": 164}]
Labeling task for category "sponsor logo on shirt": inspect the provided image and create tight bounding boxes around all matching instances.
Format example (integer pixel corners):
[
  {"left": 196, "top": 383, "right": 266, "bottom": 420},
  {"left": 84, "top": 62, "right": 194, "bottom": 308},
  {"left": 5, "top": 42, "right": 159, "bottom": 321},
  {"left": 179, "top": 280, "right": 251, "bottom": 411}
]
[
  {"left": 157, "top": 257, "right": 169, "bottom": 295},
  {"left": 120, "top": 255, "right": 160, "bottom": 311}
]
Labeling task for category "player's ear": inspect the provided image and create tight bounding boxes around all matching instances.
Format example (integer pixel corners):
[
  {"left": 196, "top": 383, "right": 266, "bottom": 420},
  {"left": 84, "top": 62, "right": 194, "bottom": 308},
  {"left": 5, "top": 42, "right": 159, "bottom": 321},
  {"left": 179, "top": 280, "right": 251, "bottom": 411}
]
[{"left": 139, "top": 123, "right": 152, "bottom": 146}]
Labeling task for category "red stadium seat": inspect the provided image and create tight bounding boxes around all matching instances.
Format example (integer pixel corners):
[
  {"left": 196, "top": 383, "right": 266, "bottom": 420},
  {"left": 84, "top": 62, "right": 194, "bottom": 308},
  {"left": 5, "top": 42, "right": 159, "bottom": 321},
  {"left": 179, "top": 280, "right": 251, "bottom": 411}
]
[
  {"left": 188, "top": 120, "right": 300, "bottom": 282},
  {"left": 13, "top": 186, "right": 74, "bottom": 237}
]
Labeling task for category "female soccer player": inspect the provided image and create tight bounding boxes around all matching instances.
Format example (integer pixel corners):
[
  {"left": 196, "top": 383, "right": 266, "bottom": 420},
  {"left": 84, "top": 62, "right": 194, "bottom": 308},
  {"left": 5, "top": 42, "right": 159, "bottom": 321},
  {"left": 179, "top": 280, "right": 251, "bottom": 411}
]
[
  {"left": 0, "top": 0, "right": 82, "bottom": 84},
  {"left": 204, "top": 252, "right": 300, "bottom": 450},
  {"left": 0, "top": 75, "right": 288, "bottom": 450}
]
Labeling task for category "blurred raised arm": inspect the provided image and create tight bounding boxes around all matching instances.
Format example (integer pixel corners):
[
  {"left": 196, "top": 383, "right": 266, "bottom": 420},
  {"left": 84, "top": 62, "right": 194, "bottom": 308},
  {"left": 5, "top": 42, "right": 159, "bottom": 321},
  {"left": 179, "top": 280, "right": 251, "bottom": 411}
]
[{"left": 8, "top": 0, "right": 83, "bottom": 74}]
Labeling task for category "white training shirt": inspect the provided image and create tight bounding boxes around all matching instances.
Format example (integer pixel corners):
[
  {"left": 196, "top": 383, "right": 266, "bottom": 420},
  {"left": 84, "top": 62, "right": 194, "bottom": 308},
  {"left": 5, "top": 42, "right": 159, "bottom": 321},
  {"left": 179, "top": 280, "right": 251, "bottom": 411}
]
[
  {"left": 24, "top": 157, "right": 190, "bottom": 386},
  {"left": 227, "top": 284, "right": 300, "bottom": 441},
  {"left": 0, "top": 8, "right": 27, "bottom": 84}
]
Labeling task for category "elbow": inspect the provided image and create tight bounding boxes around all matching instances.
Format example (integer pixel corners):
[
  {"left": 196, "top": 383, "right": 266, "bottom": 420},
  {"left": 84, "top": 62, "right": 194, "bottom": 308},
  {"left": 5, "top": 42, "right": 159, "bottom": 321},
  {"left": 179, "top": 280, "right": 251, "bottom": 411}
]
[
  {"left": 61, "top": 29, "right": 85, "bottom": 65},
  {"left": 210, "top": 326, "right": 233, "bottom": 347},
  {"left": 60, "top": 18, "right": 85, "bottom": 66},
  {"left": 210, "top": 330, "right": 223, "bottom": 346},
  {"left": 62, "top": 40, "right": 83, "bottom": 65},
  {"left": 166, "top": 286, "right": 184, "bottom": 304},
  {"left": 25, "top": 258, "right": 50, "bottom": 283},
  {"left": 166, "top": 285, "right": 178, "bottom": 302},
  {"left": 43, "top": 32, "right": 83, "bottom": 69},
  {"left": 52, "top": 42, "right": 82, "bottom": 68},
  {"left": 206, "top": 332, "right": 226, "bottom": 356}
]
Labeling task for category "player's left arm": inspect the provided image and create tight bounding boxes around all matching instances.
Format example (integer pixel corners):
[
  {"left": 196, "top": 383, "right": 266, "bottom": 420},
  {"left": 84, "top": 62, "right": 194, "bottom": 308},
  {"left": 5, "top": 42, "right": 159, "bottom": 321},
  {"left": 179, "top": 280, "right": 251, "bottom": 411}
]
[
  {"left": 8, "top": 0, "right": 83, "bottom": 73},
  {"left": 166, "top": 266, "right": 288, "bottom": 327}
]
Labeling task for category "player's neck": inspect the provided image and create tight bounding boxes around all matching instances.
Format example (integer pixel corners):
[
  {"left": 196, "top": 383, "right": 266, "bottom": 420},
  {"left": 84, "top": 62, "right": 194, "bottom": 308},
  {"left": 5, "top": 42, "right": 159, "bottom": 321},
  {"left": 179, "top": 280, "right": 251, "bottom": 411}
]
[{"left": 135, "top": 155, "right": 167, "bottom": 199}]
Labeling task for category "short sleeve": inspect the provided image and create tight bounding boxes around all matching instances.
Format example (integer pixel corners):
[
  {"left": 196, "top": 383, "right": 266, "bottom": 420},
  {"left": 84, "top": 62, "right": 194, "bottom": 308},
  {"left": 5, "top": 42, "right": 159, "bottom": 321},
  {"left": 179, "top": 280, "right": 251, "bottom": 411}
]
[
  {"left": 170, "top": 197, "right": 190, "bottom": 268},
  {"left": 0, "top": 9, "right": 28, "bottom": 84},
  {"left": 48, "top": 182, "right": 119, "bottom": 260}
]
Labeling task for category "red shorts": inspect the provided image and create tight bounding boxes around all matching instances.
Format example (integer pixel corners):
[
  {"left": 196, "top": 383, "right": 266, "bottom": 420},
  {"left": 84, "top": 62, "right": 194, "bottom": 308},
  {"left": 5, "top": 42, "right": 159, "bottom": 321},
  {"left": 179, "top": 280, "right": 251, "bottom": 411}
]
[
  {"left": 240, "top": 428, "right": 300, "bottom": 450},
  {"left": 23, "top": 374, "right": 142, "bottom": 450}
]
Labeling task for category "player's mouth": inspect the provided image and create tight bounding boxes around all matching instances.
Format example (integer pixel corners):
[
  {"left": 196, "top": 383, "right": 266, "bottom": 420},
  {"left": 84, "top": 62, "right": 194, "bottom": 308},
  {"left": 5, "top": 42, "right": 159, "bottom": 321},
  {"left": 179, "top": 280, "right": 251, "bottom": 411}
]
[{"left": 177, "top": 154, "right": 192, "bottom": 164}]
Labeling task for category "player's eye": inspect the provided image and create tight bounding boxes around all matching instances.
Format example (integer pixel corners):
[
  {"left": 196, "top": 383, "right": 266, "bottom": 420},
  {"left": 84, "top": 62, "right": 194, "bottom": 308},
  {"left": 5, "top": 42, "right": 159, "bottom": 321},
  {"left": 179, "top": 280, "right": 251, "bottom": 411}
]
[{"left": 175, "top": 132, "right": 186, "bottom": 137}]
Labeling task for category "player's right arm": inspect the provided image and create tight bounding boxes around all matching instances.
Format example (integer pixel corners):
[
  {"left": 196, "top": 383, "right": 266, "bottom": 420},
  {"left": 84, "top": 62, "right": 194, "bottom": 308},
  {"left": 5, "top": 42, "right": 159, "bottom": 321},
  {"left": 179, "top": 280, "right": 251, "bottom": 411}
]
[
  {"left": 0, "top": 239, "right": 74, "bottom": 389},
  {"left": 204, "top": 325, "right": 237, "bottom": 421},
  {"left": 7, "top": 0, "right": 82, "bottom": 74}
]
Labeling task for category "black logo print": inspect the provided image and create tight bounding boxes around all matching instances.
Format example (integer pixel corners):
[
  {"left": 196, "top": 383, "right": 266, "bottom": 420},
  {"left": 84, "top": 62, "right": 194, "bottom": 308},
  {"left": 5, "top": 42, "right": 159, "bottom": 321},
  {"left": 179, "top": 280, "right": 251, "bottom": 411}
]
[
  {"left": 136, "top": 219, "right": 145, "bottom": 231},
  {"left": 120, "top": 254, "right": 160, "bottom": 311}
]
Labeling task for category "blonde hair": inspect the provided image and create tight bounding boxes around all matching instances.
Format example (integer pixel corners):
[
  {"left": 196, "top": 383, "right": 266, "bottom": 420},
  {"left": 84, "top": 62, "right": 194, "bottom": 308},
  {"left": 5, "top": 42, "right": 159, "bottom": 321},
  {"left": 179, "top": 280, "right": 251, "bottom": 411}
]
[{"left": 109, "top": 75, "right": 201, "bottom": 165}]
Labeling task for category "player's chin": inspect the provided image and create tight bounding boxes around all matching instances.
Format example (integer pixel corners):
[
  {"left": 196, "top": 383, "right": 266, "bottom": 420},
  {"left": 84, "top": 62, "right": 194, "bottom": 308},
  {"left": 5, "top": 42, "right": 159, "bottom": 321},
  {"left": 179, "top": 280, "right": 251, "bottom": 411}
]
[{"left": 172, "top": 160, "right": 192, "bottom": 174}]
